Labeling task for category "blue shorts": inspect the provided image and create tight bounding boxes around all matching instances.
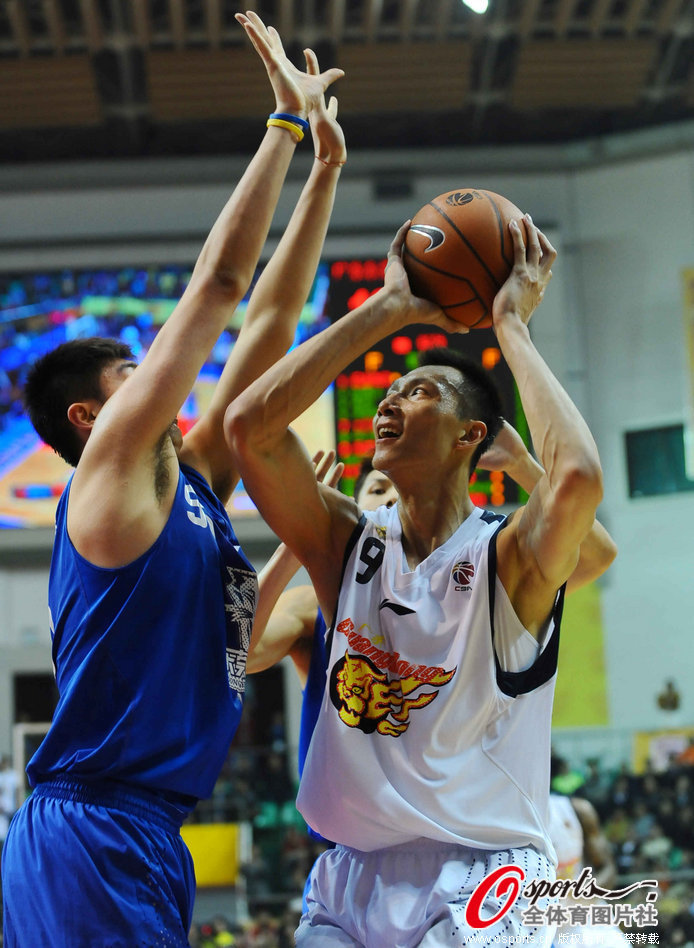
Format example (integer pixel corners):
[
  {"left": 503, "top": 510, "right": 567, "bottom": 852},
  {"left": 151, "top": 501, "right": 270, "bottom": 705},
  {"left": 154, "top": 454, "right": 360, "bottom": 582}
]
[{"left": 1, "top": 777, "right": 195, "bottom": 948}]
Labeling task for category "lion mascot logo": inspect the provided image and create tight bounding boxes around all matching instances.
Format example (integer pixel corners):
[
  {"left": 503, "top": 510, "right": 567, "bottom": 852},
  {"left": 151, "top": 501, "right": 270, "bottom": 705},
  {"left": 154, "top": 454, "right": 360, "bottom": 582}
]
[{"left": 329, "top": 651, "right": 455, "bottom": 737}]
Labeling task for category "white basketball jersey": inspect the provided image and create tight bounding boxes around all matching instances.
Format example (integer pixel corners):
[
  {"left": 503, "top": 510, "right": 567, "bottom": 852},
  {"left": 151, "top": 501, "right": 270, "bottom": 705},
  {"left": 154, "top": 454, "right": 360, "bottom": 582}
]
[
  {"left": 548, "top": 793, "right": 584, "bottom": 879},
  {"left": 547, "top": 795, "right": 630, "bottom": 944},
  {"left": 297, "top": 504, "right": 564, "bottom": 861}
]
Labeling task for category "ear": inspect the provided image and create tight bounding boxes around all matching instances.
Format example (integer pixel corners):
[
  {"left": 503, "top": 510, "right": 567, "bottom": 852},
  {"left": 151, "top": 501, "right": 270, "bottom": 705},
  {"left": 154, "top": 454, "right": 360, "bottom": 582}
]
[
  {"left": 458, "top": 421, "right": 487, "bottom": 445},
  {"left": 66, "top": 400, "right": 100, "bottom": 435}
]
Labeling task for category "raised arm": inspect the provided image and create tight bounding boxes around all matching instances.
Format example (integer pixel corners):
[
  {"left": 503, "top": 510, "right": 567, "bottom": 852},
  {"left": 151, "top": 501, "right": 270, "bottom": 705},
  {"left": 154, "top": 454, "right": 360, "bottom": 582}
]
[
  {"left": 478, "top": 421, "right": 617, "bottom": 594},
  {"left": 247, "top": 540, "right": 316, "bottom": 681},
  {"left": 68, "top": 14, "right": 343, "bottom": 565},
  {"left": 492, "top": 217, "right": 605, "bottom": 637},
  {"left": 225, "top": 224, "right": 458, "bottom": 618},
  {"left": 248, "top": 451, "right": 342, "bottom": 681},
  {"left": 181, "top": 34, "right": 347, "bottom": 501},
  {"left": 82, "top": 14, "right": 341, "bottom": 472}
]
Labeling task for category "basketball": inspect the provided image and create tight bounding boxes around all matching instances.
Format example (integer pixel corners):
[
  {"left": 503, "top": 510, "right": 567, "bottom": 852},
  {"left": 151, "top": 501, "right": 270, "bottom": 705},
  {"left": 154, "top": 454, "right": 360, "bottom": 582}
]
[{"left": 403, "top": 188, "right": 527, "bottom": 329}]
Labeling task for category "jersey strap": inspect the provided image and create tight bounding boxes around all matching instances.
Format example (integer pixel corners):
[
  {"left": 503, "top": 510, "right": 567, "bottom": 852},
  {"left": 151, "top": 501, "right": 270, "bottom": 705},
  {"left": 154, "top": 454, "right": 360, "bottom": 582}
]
[{"left": 487, "top": 520, "right": 565, "bottom": 697}]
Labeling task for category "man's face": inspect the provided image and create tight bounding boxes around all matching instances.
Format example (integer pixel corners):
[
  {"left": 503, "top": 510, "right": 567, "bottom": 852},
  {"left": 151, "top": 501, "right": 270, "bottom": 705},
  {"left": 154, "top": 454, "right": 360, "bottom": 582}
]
[
  {"left": 356, "top": 470, "right": 398, "bottom": 511},
  {"left": 372, "top": 364, "right": 466, "bottom": 472}
]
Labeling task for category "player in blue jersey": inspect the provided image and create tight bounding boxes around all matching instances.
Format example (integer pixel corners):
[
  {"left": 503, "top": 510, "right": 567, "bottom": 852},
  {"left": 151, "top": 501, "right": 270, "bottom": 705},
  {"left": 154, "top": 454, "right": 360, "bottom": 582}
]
[
  {"left": 1, "top": 13, "right": 345, "bottom": 948},
  {"left": 226, "top": 218, "right": 614, "bottom": 947}
]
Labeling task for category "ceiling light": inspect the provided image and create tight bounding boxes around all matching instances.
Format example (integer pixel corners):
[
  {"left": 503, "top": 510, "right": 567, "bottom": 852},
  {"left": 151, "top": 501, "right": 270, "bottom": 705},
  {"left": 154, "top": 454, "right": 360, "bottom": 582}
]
[{"left": 462, "top": 0, "right": 489, "bottom": 12}]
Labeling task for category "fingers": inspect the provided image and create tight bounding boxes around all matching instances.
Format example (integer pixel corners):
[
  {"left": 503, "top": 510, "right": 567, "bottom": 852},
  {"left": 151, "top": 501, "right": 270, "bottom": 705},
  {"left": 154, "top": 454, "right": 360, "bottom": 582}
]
[
  {"left": 509, "top": 214, "right": 556, "bottom": 273},
  {"left": 509, "top": 218, "right": 526, "bottom": 264},
  {"left": 235, "top": 12, "right": 270, "bottom": 60},
  {"left": 312, "top": 449, "right": 344, "bottom": 490},
  {"left": 304, "top": 48, "right": 319, "bottom": 76},
  {"left": 320, "top": 67, "right": 345, "bottom": 91},
  {"left": 523, "top": 214, "right": 541, "bottom": 267},
  {"left": 538, "top": 228, "right": 557, "bottom": 270},
  {"left": 312, "top": 449, "right": 340, "bottom": 485},
  {"left": 243, "top": 10, "right": 271, "bottom": 38},
  {"left": 327, "top": 461, "right": 345, "bottom": 490},
  {"left": 387, "top": 220, "right": 411, "bottom": 264},
  {"left": 236, "top": 13, "right": 288, "bottom": 69},
  {"left": 327, "top": 95, "right": 338, "bottom": 118},
  {"left": 303, "top": 45, "right": 345, "bottom": 92},
  {"left": 444, "top": 317, "right": 469, "bottom": 335},
  {"left": 267, "top": 24, "right": 285, "bottom": 55}
]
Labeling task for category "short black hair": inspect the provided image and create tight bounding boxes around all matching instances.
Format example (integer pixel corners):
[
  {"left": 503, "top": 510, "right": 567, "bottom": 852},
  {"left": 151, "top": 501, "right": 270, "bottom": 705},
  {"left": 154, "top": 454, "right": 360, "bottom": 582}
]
[
  {"left": 23, "top": 337, "right": 134, "bottom": 467},
  {"left": 418, "top": 347, "right": 504, "bottom": 469}
]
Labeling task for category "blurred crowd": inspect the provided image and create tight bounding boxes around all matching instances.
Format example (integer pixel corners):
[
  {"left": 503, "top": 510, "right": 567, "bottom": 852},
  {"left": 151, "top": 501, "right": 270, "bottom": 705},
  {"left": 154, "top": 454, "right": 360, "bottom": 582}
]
[
  {"left": 553, "top": 743, "right": 694, "bottom": 945},
  {"left": 189, "top": 910, "right": 300, "bottom": 948}
]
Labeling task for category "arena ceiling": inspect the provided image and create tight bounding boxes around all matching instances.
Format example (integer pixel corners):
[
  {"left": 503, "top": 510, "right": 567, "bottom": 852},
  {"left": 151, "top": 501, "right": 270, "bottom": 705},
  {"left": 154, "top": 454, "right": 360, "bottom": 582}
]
[{"left": 1, "top": 0, "right": 694, "bottom": 165}]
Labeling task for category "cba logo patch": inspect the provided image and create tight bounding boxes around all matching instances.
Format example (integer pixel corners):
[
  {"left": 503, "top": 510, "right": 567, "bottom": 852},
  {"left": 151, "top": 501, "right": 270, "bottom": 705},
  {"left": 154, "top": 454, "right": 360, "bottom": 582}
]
[{"left": 452, "top": 560, "right": 475, "bottom": 591}]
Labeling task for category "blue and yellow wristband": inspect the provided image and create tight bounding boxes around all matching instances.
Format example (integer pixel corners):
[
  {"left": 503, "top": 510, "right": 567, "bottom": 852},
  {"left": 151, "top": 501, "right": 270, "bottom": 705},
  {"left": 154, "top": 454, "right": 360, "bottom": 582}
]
[{"left": 266, "top": 112, "right": 309, "bottom": 143}]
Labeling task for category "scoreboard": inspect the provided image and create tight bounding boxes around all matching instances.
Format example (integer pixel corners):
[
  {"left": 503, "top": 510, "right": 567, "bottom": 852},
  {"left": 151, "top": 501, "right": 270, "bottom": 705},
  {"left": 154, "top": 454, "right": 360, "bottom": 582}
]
[{"left": 324, "top": 257, "right": 530, "bottom": 509}]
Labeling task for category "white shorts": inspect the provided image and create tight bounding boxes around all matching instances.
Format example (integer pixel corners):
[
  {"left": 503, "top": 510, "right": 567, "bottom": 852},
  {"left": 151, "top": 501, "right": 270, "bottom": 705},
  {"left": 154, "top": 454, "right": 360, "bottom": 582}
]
[{"left": 295, "top": 838, "right": 557, "bottom": 948}]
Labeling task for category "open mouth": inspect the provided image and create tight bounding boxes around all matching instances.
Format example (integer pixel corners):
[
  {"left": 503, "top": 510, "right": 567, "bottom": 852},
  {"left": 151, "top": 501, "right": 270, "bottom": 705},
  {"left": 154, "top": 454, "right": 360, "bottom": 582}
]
[{"left": 376, "top": 426, "right": 400, "bottom": 441}]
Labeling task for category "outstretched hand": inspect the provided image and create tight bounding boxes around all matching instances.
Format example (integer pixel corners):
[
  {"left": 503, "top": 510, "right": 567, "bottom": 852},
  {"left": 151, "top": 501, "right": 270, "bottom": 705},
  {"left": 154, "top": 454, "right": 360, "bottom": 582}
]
[
  {"left": 378, "top": 222, "right": 468, "bottom": 334},
  {"left": 492, "top": 215, "right": 556, "bottom": 331},
  {"left": 236, "top": 11, "right": 344, "bottom": 118},
  {"left": 312, "top": 449, "right": 344, "bottom": 490},
  {"left": 309, "top": 84, "right": 347, "bottom": 167}
]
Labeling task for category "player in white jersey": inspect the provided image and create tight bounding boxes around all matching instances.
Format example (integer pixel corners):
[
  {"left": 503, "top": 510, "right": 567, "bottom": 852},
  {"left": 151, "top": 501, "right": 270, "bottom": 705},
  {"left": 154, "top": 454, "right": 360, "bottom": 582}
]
[
  {"left": 227, "top": 216, "right": 610, "bottom": 947},
  {"left": 548, "top": 757, "right": 629, "bottom": 947},
  {"left": 250, "top": 430, "right": 617, "bottom": 686}
]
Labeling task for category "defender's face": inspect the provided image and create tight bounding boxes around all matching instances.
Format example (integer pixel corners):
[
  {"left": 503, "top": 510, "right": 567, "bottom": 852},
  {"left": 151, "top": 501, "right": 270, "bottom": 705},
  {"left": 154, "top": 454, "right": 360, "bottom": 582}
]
[
  {"left": 372, "top": 365, "right": 466, "bottom": 471},
  {"left": 356, "top": 470, "right": 398, "bottom": 511}
]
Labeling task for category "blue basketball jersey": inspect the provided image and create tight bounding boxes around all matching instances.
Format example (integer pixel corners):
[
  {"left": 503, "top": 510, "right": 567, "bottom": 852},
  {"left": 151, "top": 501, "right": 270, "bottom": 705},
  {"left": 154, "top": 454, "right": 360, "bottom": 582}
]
[
  {"left": 27, "top": 463, "right": 258, "bottom": 806},
  {"left": 297, "top": 609, "right": 334, "bottom": 846},
  {"left": 298, "top": 609, "right": 328, "bottom": 780}
]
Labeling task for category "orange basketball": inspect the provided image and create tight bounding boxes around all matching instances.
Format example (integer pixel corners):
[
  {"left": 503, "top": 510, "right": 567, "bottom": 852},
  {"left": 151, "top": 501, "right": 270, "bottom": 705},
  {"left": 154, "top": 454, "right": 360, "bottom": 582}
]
[{"left": 403, "top": 188, "right": 527, "bottom": 329}]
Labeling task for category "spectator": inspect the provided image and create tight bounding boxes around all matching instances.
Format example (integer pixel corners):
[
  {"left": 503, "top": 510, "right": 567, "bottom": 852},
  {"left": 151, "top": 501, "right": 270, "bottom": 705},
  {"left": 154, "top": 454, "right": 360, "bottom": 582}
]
[
  {"left": 677, "top": 737, "right": 694, "bottom": 768},
  {"left": 241, "top": 843, "right": 273, "bottom": 908},
  {"left": 641, "top": 822, "right": 673, "bottom": 869}
]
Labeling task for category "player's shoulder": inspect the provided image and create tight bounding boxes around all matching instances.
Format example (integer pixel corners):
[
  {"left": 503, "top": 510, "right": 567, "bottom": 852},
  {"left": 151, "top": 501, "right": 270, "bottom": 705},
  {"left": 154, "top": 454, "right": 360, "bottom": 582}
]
[
  {"left": 459, "top": 507, "right": 508, "bottom": 557},
  {"left": 570, "top": 794, "right": 600, "bottom": 829}
]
